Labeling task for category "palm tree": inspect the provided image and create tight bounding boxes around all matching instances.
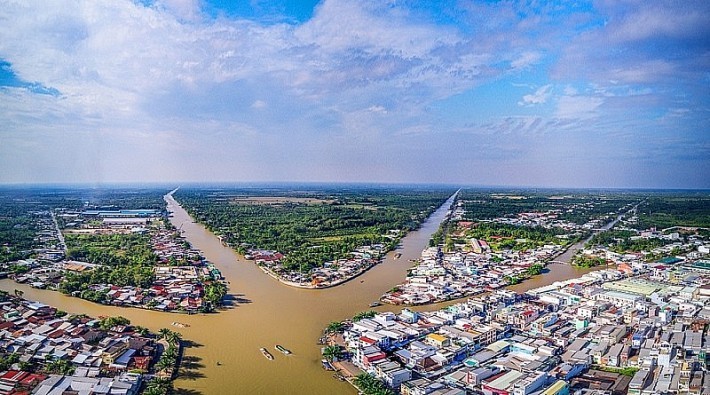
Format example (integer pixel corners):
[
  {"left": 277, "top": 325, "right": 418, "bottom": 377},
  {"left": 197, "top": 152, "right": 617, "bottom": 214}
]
[
  {"left": 158, "top": 328, "right": 172, "bottom": 341},
  {"left": 322, "top": 345, "right": 342, "bottom": 362},
  {"left": 165, "top": 330, "right": 182, "bottom": 345},
  {"left": 144, "top": 377, "right": 173, "bottom": 395},
  {"left": 325, "top": 321, "right": 344, "bottom": 334}
]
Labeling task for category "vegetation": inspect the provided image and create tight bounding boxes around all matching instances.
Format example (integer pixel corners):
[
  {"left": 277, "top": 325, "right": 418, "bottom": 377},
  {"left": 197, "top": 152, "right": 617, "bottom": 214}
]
[
  {"left": 353, "top": 373, "right": 395, "bottom": 395},
  {"left": 631, "top": 195, "right": 710, "bottom": 229},
  {"left": 464, "top": 222, "right": 572, "bottom": 251},
  {"left": 155, "top": 329, "right": 182, "bottom": 379},
  {"left": 0, "top": 186, "right": 167, "bottom": 262},
  {"left": 325, "top": 321, "right": 345, "bottom": 334},
  {"left": 353, "top": 310, "right": 377, "bottom": 322},
  {"left": 586, "top": 229, "right": 671, "bottom": 253},
  {"left": 572, "top": 254, "right": 607, "bottom": 268},
  {"left": 202, "top": 281, "right": 228, "bottom": 309},
  {"left": 98, "top": 316, "right": 130, "bottom": 331},
  {"left": 176, "top": 187, "right": 453, "bottom": 272},
  {"left": 58, "top": 233, "right": 157, "bottom": 296},
  {"left": 44, "top": 358, "right": 76, "bottom": 375},
  {"left": 65, "top": 233, "right": 157, "bottom": 266},
  {"left": 321, "top": 345, "right": 343, "bottom": 362},
  {"left": 526, "top": 264, "right": 544, "bottom": 276},
  {"left": 143, "top": 377, "right": 174, "bottom": 395},
  {"left": 593, "top": 365, "right": 640, "bottom": 377},
  {"left": 0, "top": 353, "right": 20, "bottom": 371},
  {"left": 459, "top": 191, "right": 638, "bottom": 225}
]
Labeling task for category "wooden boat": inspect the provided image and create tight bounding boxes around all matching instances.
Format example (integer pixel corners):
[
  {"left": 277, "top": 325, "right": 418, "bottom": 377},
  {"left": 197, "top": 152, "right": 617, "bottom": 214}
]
[
  {"left": 275, "top": 345, "right": 292, "bottom": 355},
  {"left": 260, "top": 347, "right": 274, "bottom": 360},
  {"left": 321, "top": 359, "right": 335, "bottom": 371},
  {"left": 394, "top": 253, "right": 402, "bottom": 259},
  {"left": 171, "top": 322, "right": 189, "bottom": 328},
  {"left": 369, "top": 301, "right": 381, "bottom": 307}
]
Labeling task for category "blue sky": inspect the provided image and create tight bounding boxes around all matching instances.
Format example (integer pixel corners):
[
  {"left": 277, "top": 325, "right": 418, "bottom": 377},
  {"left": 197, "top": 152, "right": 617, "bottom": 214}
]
[{"left": 0, "top": 0, "right": 708, "bottom": 188}]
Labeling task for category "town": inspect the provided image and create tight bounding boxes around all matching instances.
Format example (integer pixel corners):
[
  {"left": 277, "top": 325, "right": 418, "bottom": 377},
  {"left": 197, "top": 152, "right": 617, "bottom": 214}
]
[
  {"left": 327, "top": 258, "right": 709, "bottom": 395},
  {"left": 1, "top": 205, "right": 226, "bottom": 314},
  {"left": 0, "top": 292, "right": 181, "bottom": 394},
  {"left": 324, "top": 194, "right": 710, "bottom": 395}
]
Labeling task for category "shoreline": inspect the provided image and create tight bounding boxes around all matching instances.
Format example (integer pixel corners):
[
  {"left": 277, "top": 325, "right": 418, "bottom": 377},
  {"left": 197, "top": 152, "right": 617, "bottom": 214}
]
[{"left": 169, "top": 190, "right": 459, "bottom": 291}]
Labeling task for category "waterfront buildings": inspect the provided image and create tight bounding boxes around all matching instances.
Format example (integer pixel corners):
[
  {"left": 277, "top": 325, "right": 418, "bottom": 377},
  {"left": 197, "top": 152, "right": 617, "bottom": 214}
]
[{"left": 337, "top": 260, "right": 709, "bottom": 394}]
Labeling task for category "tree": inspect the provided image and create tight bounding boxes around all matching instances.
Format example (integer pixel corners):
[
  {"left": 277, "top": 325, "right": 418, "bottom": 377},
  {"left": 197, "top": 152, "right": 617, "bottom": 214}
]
[
  {"left": 325, "top": 321, "right": 344, "bottom": 334},
  {"left": 203, "top": 281, "right": 228, "bottom": 307},
  {"left": 322, "top": 345, "right": 342, "bottom": 362},
  {"left": 158, "top": 328, "right": 171, "bottom": 339},
  {"left": 353, "top": 373, "right": 395, "bottom": 395},
  {"left": 353, "top": 310, "right": 376, "bottom": 322},
  {"left": 526, "top": 264, "right": 544, "bottom": 276},
  {"left": 99, "top": 316, "right": 130, "bottom": 331},
  {"left": 44, "top": 359, "right": 75, "bottom": 375},
  {"left": 144, "top": 377, "right": 173, "bottom": 395}
]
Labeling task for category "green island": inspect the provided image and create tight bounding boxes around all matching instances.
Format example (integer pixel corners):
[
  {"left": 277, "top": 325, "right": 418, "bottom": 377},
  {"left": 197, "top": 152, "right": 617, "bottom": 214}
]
[{"left": 174, "top": 186, "right": 454, "bottom": 287}]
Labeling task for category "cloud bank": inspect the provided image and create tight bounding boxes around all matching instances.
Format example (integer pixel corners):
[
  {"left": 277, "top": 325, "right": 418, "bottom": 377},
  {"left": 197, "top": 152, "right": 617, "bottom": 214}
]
[{"left": 0, "top": 0, "right": 708, "bottom": 188}]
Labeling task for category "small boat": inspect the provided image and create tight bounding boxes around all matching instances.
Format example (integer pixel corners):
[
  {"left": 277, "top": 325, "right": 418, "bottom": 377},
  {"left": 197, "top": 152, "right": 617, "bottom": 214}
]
[
  {"left": 216, "top": 361, "right": 221, "bottom": 366},
  {"left": 321, "top": 359, "right": 335, "bottom": 371},
  {"left": 171, "top": 322, "right": 189, "bottom": 328},
  {"left": 394, "top": 253, "right": 402, "bottom": 259},
  {"left": 260, "top": 347, "right": 274, "bottom": 360},
  {"left": 275, "top": 345, "right": 291, "bottom": 355},
  {"left": 369, "top": 301, "right": 381, "bottom": 308}
]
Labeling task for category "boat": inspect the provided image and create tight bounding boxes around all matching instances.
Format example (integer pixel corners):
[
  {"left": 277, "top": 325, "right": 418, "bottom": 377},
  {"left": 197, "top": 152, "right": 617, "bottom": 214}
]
[
  {"left": 321, "top": 359, "right": 335, "bottom": 371},
  {"left": 369, "top": 301, "right": 381, "bottom": 308},
  {"left": 394, "top": 253, "right": 402, "bottom": 259},
  {"left": 260, "top": 347, "right": 274, "bottom": 360},
  {"left": 275, "top": 345, "right": 292, "bottom": 355},
  {"left": 171, "top": 322, "right": 189, "bottom": 328}
]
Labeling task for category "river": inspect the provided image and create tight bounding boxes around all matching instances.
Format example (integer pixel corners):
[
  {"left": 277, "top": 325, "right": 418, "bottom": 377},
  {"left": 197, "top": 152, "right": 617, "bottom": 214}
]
[
  {"left": 1, "top": 191, "right": 458, "bottom": 394},
  {"left": 509, "top": 210, "right": 628, "bottom": 293},
  {"left": 0, "top": 195, "right": 630, "bottom": 393}
]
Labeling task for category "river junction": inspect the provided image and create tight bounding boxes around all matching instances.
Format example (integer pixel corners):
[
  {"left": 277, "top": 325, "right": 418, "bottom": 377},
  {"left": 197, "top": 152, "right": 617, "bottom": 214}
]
[{"left": 0, "top": 191, "right": 605, "bottom": 394}]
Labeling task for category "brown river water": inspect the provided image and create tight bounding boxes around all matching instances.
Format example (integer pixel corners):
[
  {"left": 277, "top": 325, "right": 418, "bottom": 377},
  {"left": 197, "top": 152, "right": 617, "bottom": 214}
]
[{"left": 0, "top": 192, "right": 603, "bottom": 394}]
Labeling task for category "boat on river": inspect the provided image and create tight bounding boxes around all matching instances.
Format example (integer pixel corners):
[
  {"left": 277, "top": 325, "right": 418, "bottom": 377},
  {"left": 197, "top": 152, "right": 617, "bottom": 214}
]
[
  {"left": 260, "top": 347, "right": 274, "bottom": 360},
  {"left": 171, "top": 321, "right": 189, "bottom": 328},
  {"left": 394, "top": 252, "right": 402, "bottom": 259},
  {"left": 321, "top": 359, "right": 335, "bottom": 371},
  {"left": 369, "top": 301, "right": 381, "bottom": 307},
  {"left": 275, "top": 344, "right": 291, "bottom": 355}
]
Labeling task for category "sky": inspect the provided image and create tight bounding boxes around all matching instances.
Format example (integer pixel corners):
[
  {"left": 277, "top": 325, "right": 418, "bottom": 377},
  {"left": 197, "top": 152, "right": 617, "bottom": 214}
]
[{"left": 0, "top": 0, "right": 708, "bottom": 189}]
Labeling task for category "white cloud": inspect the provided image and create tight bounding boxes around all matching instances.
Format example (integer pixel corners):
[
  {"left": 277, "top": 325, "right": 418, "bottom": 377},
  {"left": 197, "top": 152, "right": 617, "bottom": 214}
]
[
  {"left": 518, "top": 84, "right": 552, "bottom": 106},
  {"left": 367, "top": 105, "right": 387, "bottom": 114},
  {"left": 510, "top": 52, "right": 541, "bottom": 69},
  {"left": 251, "top": 100, "right": 268, "bottom": 109},
  {"left": 556, "top": 95, "right": 604, "bottom": 119}
]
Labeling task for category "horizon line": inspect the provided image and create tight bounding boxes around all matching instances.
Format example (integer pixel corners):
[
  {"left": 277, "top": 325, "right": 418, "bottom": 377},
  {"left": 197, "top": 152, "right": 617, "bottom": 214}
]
[{"left": 0, "top": 180, "right": 708, "bottom": 192}]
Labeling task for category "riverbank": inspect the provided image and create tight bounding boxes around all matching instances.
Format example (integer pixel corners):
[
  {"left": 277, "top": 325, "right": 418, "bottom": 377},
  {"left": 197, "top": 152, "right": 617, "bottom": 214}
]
[
  {"left": 0, "top": 189, "right": 465, "bottom": 394},
  {"left": 0, "top": 292, "right": 182, "bottom": 394},
  {"left": 169, "top": 190, "right": 459, "bottom": 291}
]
